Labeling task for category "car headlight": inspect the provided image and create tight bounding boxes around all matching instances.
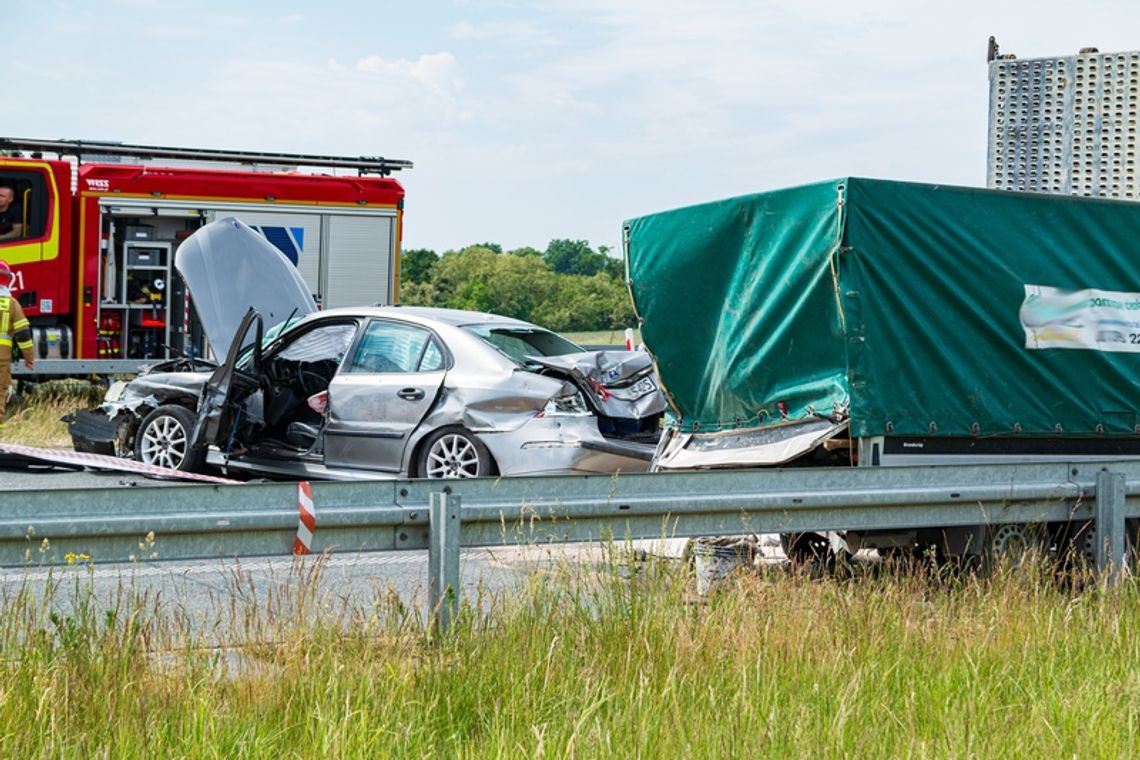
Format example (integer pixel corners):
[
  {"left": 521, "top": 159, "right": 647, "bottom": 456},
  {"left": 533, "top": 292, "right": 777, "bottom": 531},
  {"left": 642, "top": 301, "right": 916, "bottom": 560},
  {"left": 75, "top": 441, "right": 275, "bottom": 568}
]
[
  {"left": 104, "top": 380, "right": 129, "bottom": 403},
  {"left": 537, "top": 389, "right": 590, "bottom": 417}
]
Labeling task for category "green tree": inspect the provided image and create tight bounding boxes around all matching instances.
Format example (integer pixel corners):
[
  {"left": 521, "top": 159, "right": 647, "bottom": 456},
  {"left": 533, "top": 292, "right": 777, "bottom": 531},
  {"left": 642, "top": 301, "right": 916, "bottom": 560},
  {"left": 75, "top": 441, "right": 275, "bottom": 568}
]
[
  {"left": 534, "top": 272, "right": 636, "bottom": 332},
  {"left": 400, "top": 248, "right": 438, "bottom": 284},
  {"left": 432, "top": 247, "right": 499, "bottom": 306},
  {"left": 544, "top": 239, "right": 607, "bottom": 276},
  {"left": 436, "top": 247, "right": 557, "bottom": 321},
  {"left": 398, "top": 280, "right": 440, "bottom": 307},
  {"left": 411, "top": 240, "right": 636, "bottom": 332}
]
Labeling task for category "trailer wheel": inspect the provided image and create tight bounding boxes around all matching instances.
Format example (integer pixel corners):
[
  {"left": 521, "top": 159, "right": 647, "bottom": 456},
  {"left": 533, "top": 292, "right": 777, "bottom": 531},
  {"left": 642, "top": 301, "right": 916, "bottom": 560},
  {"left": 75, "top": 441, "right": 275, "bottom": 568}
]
[
  {"left": 1059, "top": 519, "right": 1140, "bottom": 571},
  {"left": 135, "top": 405, "right": 205, "bottom": 472},
  {"left": 984, "top": 523, "right": 1047, "bottom": 572}
]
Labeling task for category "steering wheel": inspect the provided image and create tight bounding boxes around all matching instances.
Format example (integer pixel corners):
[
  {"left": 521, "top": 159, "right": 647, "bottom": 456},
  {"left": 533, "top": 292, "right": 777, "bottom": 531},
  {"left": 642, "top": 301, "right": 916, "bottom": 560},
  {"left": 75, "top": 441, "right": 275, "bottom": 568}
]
[{"left": 296, "top": 368, "right": 328, "bottom": 397}]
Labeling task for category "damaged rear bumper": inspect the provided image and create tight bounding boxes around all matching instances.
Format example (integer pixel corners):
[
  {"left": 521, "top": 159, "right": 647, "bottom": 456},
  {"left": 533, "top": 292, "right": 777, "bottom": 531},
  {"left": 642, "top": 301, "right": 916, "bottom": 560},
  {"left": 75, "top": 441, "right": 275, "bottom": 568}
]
[{"left": 476, "top": 414, "right": 656, "bottom": 476}]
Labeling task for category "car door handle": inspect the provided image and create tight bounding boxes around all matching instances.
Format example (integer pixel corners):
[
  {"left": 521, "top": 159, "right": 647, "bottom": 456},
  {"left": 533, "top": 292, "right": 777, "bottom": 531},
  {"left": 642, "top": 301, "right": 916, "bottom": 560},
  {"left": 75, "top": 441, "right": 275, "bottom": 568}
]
[{"left": 397, "top": 388, "right": 425, "bottom": 401}]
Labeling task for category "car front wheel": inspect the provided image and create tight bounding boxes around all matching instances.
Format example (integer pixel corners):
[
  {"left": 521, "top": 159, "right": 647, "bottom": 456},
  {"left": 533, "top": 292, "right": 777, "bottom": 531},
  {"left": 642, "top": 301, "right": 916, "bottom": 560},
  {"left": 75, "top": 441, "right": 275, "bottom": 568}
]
[
  {"left": 417, "top": 427, "right": 496, "bottom": 479},
  {"left": 135, "top": 405, "right": 205, "bottom": 472}
]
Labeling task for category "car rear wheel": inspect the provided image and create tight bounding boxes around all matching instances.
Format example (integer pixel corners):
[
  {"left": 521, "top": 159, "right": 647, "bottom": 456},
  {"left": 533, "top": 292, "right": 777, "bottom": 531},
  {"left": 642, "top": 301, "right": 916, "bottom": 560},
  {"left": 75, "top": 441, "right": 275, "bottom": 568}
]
[
  {"left": 135, "top": 405, "right": 205, "bottom": 472},
  {"left": 418, "top": 427, "right": 496, "bottom": 479}
]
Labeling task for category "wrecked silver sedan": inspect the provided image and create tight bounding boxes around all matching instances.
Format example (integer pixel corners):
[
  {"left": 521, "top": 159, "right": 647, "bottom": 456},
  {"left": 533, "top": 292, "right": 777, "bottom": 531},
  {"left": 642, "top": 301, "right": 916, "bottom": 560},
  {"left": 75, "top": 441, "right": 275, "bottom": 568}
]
[
  {"left": 95, "top": 306, "right": 663, "bottom": 480},
  {"left": 76, "top": 218, "right": 663, "bottom": 480}
]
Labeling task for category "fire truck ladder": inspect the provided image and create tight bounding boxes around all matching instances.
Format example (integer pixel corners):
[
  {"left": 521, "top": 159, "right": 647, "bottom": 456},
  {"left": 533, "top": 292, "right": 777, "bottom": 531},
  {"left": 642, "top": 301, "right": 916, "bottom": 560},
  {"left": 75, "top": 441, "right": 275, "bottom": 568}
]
[{"left": 0, "top": 137, "right": 413, "bottom": 176}]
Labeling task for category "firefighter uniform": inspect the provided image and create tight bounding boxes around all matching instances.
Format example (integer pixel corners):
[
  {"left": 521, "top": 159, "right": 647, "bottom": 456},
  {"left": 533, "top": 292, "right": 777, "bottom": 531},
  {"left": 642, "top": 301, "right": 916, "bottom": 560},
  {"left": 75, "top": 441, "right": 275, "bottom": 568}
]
[{"left": 0, "top": 289, "right": 34, "bottom": 425}]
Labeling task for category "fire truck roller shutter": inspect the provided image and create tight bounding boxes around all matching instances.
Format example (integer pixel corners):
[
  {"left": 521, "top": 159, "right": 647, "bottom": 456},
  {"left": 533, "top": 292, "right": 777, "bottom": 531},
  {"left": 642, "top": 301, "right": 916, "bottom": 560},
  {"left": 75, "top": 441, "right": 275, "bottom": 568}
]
[{"left": 324, "top": 214, "right": 395, "bottom": 309}]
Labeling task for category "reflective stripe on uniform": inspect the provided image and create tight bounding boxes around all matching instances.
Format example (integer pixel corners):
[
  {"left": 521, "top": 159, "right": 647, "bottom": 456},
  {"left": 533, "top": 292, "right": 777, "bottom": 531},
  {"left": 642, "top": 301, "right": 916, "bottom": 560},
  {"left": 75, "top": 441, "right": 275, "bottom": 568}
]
[
  {"left": 12, "top": 313, "right": 31, "bottom": 351},
  {"left": 0, "top": 298, "right": 28, "bottom": 354}
]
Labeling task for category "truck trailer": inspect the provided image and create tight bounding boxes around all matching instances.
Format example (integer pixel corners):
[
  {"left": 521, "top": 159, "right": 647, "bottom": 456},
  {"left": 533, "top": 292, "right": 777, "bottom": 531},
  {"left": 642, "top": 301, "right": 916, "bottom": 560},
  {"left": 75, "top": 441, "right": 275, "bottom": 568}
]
[
  {"left": 0, "top": 137, "right": 410, "bottom": 377},
  {"left": 624, "top": 177, "right": 1140, "bottom": 561}
]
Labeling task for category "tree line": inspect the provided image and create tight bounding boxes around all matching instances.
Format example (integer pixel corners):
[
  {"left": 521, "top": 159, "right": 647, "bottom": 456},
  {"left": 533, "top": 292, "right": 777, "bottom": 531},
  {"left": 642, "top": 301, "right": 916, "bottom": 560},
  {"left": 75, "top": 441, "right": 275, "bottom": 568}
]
[{"left": 399, "top": 239, "right": 636, "bottom": 332}]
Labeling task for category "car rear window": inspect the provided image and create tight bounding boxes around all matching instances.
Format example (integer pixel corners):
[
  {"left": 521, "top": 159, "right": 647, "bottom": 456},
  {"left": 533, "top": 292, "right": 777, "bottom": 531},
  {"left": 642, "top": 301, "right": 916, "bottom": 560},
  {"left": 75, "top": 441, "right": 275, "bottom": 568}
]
[{"left": 464, "top": 326, "right": 582, "bottom": 364}]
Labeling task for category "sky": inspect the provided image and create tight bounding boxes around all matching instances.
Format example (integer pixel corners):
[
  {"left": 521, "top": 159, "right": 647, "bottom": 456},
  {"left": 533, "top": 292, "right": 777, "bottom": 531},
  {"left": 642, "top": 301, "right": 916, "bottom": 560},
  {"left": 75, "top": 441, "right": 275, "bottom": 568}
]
[{"left": 12, "top": 1, "right": 1140, "bottom": 256}]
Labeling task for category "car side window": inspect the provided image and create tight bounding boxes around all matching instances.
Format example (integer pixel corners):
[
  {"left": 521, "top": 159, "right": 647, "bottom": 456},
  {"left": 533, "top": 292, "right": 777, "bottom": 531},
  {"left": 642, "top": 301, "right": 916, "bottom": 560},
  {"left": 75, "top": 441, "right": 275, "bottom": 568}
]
[
  {"left": 348, "top": 320, "right": 440, "bottom": 373},
  {"left": 276, "top": 323, "right": 357, "bottom": 362}
]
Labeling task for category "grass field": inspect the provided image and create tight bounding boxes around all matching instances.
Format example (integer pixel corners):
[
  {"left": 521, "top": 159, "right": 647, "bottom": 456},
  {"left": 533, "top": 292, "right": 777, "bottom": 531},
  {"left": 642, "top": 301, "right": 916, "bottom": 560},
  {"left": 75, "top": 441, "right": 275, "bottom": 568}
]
[
  {"left": 562, "top": 328, "right": 641, "bottom": 347},
  {"left": 0, "top": 553, "right": 1136, "bottom": 757},
  {"left": 1, "top": 382, "right": 102, "bottom": 447},
  {"left": 4, "top": 393, "right": 1138, "bottom": 756}
]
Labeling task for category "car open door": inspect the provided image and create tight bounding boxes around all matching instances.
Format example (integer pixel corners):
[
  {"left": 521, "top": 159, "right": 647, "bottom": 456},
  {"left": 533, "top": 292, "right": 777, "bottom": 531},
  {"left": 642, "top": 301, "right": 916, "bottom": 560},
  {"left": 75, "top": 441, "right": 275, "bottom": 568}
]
[{"left": 191, "top": 308, "right": 264, "bottom": 455}]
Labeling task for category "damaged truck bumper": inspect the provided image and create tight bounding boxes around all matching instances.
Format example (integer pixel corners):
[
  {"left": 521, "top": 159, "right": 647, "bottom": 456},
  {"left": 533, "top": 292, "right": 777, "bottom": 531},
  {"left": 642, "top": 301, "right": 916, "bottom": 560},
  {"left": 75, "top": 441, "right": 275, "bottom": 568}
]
[{"left": 653, "top": 418, "right": 849, "bottom": 470}]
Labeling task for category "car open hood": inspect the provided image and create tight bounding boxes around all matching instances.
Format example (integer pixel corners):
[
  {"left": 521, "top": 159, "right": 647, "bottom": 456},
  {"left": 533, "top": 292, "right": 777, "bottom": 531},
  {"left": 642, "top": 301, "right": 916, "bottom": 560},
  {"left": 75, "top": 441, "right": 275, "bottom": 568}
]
[
  {"left": 529, "top": 350, "right": 666, "bottom": 420},
  {"left": 175, "top": 217, "right": 316, "bottom": 359}
]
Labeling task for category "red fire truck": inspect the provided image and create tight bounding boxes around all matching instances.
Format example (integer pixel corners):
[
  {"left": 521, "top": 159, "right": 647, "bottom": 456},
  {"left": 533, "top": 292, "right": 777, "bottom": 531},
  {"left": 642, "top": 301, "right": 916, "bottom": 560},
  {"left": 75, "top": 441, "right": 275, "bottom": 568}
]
[{"left": 0, "top": 137, "right": 411, "bottom": 377}]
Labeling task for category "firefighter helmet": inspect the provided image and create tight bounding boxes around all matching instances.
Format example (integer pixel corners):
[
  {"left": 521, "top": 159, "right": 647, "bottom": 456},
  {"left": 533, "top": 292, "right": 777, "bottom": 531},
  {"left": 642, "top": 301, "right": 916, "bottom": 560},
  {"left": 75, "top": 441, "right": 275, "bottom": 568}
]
[{"left": 0, "top": 260, "right": 11, "bottom": 286}]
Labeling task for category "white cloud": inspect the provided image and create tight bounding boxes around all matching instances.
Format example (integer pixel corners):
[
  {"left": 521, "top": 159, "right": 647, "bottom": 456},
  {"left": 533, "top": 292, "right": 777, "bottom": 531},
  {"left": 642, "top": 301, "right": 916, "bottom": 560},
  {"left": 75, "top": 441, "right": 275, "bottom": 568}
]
[
  {"left": 449, "top": 20, "right": 562, "bottom": 47},
  {"left": 354, "top": 53, "right": 465, "bottom": 94},
  {"left": 17, "top": 0, "right": 1140, "bottom": 253}
]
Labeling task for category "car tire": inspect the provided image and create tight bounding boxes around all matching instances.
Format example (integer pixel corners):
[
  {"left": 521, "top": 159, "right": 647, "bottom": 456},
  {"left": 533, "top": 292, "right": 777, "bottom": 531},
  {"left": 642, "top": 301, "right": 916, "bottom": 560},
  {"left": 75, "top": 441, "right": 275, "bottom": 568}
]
[
  {"left": 416, "top": 426, "right": 496, "bottom": 479},
  {"left": 135, "top": 405, "right": 206, "bottom": 472}
]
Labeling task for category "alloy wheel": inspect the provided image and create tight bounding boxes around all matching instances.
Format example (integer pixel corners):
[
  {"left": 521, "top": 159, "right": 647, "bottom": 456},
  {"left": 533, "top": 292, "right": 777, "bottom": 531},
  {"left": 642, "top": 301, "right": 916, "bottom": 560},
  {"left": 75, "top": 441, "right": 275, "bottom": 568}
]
[
  {"left": 139, "top": 415, "right": 189, "bottom": 470},
  {"left": 425, "top": 433, "right": 482, "bottom": 478}
]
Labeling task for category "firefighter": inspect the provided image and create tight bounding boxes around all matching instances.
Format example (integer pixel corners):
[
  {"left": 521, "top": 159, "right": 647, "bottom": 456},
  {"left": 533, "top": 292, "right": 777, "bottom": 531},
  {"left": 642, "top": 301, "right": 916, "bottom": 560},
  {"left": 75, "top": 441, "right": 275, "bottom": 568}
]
[
  {"left": 0, "top": 260, "right": 34, "bottom": 426},
  {"left": 0, "top": 187, "right": 23, "bottom": 242}
]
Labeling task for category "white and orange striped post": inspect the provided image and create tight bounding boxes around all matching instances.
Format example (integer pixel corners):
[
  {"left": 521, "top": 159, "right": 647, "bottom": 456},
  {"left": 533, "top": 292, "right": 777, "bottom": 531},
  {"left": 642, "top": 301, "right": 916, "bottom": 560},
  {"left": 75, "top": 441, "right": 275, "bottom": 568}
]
[
  {"left": 293, "top": 480, "right": 316, "bottom": 555},
  {"left": 624, "top": 328, "right": 634, "bottom": 351}
]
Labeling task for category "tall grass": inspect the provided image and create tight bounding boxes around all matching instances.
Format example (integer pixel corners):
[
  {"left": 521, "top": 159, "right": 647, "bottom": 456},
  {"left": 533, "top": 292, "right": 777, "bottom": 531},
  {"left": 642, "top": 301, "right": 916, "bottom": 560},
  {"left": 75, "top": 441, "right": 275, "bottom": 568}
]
[
  {"left": 0, "top": 551, "right": 1137, "bottom": 757},
  {"left": 1, "top": 381, "right": 104, "bottom": 447}
]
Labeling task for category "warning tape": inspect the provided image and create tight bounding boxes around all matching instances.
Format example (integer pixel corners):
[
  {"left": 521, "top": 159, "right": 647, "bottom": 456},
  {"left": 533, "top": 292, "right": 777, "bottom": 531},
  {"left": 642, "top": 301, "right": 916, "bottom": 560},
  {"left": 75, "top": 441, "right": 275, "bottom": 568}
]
[
  {"left": 293, "top": 480, "right": 316, "bottom": 555},
  {"left": 0, "top": 442, "right": 242, "bottom": 484}
]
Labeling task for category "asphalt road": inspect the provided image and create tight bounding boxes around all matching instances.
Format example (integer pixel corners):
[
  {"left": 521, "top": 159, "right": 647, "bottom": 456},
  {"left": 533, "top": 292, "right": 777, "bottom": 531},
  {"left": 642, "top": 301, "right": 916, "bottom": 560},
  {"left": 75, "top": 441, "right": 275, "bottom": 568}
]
[{"left": 0, "top": 544, "right": 590, "bottom": 639}]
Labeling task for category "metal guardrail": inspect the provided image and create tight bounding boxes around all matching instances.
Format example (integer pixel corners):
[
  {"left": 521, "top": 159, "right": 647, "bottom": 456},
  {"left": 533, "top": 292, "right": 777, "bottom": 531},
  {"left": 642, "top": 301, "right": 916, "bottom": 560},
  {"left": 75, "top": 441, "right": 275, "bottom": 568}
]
[
  {"left": 12, "top": 359, "right": 151, "bottom": 376},
  {"left": 3, "top": 460, "right": 1137, "bottom": 627}
]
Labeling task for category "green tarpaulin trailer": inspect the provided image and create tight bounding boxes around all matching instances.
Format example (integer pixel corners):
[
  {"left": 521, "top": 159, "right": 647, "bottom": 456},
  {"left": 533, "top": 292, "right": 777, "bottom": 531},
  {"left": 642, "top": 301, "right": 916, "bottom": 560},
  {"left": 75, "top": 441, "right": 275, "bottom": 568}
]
[{"left": 625, "top": 177, "right": 1140, "bottom": 473}]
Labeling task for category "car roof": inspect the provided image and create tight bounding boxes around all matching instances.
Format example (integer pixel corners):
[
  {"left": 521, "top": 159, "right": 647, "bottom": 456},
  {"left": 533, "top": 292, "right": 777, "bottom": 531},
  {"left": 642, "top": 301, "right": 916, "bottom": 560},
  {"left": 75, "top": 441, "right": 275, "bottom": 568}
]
[{"left": 312, "top": 305, "right": 547, "bottom": 330}]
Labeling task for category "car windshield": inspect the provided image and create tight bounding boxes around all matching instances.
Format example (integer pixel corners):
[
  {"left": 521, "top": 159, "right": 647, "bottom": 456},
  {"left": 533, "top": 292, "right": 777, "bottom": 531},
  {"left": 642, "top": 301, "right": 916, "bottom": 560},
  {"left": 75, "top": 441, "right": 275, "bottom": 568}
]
[{"left": 464, "top": 325, "right": 583, "bottom": 365}]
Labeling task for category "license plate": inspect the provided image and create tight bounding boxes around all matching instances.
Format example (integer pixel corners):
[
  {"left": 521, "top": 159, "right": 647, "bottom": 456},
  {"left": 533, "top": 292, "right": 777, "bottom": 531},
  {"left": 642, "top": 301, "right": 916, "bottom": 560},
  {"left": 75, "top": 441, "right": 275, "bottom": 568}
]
[{"left": 628, "top": 376, "right": 656, "bottom": 398}]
